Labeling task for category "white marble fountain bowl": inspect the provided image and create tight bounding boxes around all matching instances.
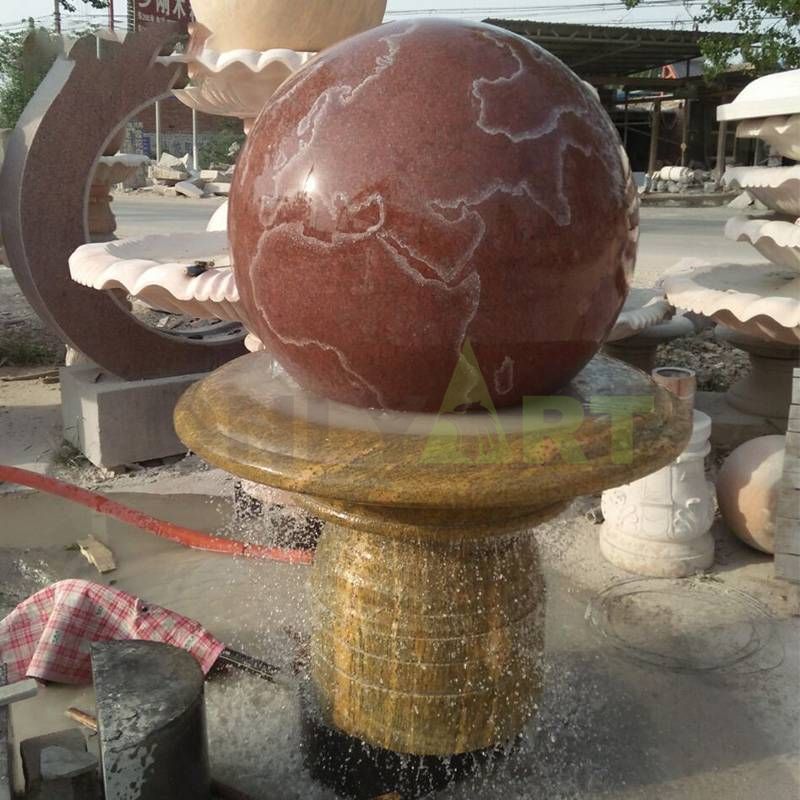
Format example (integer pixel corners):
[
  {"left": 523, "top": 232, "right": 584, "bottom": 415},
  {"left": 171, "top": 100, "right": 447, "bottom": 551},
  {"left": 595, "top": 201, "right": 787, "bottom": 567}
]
[
  {"left": 718, "top": 68, "right": 800, "bottom": 121},
  {"left": 723, "top": 166, "right": 800, "bottom": 217},
  {"left": 69, "top": 231, "right": 251, "bottom": 327},
  {"left": 726, "top": 215, "right": 800, "bottom": 272},
  {"left": 736, "top": 115, "right": 800, "bottom": 161},
  {"left": 661, "top": 258, "right": 800, "bottom": 345},
  {"left": 162, "top": 47, "right": 313, "bottom": 123}
]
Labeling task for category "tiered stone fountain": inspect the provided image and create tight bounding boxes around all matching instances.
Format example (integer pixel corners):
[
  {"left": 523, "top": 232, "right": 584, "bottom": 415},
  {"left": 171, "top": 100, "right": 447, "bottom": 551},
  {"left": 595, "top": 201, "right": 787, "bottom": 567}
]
[
  {"left": 89, "top": 130, "right": 149, "bottom": 241},
  {"left": 662, "top": 70, "right": 800, "bottom": 433},
  {"left": 70, "top": 13, "right": 692, "bottom": 797}
]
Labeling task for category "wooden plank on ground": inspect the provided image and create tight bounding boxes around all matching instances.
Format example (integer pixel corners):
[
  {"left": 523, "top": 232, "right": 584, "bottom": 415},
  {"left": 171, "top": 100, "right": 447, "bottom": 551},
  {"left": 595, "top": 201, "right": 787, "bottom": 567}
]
[
  {"left": 0, "top": 679, "right": 38, "bottom": 708},
  {"left": 77, "top": 535, "right": 116, "bottom": 574}
]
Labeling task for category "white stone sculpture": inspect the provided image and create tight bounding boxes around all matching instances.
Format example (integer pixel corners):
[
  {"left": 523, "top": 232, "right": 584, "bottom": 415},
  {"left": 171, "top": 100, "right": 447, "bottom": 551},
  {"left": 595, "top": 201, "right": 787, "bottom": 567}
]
[
  {"left": 606, "top": 288, "right": 673, "bottom": 343},
  {"left": 662, "top": 70, "right": 800, "bottom": 429},
  {"left": 717, "top": 434, "right": 786, "bottom": 554},
  {"left": 68, "top": 231, "right": 248, "bottom": 326},
  {"left": 603, "top": 288, "right": 693, "bottom": 373},
  {"left": 600, "top": 410, "right": 715, "bottom": 577},
  {"left": 165, "top": 47, "right": 314, "bottom": 133},
  {"left": 736, "top": 115, "right": 800, "bottom": 161},
  {"left": 725, "top": 215, "right": 800, "bottom": 272},
  {"left": 723, "top": 165, "right": 800, "bottom": 217},
  {"left": 718, "top": 69, "right": 800, "bottom": 122},
  {"left": 663, "top": 258, "right": 800, "bottom": 345},
  {"left": 189, "top": 0, "right": 387, "bottom": 53},
  {"left": 89, "top": 153, "right": 150, "bottom": 238}
]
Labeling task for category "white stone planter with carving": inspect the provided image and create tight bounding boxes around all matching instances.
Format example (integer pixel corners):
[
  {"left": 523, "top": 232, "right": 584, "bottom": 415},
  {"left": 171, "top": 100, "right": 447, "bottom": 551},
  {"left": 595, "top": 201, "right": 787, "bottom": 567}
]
[
  {"left": 190, "top": 0, "right": 388, "bottom": 53},
  {"left": 600, "top": 410, "right": 715, "bottom": 577}
]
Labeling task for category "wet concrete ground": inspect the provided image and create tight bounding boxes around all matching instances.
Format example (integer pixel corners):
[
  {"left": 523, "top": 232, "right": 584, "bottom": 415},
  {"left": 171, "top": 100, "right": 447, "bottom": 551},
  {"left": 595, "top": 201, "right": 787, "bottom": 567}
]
[{"left": 2, "top": 490, "right": 798, "bottom": 799}]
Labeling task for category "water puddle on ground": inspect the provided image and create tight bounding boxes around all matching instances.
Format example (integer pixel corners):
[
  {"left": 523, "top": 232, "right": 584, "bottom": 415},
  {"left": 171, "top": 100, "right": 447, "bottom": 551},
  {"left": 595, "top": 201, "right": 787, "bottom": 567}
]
[{"left": 0, "top": 491, "right": 798, "bottom": 799}]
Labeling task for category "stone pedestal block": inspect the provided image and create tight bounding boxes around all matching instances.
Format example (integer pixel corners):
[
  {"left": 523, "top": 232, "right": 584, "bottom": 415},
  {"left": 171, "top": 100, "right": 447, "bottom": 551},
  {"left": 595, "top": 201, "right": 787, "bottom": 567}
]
[
  {"left": 92, "top": 642, "right": 211, "bottom": 800},
  {"left": 60, "top": 365, "right": 206, "bottom": 469},
  {"left": 20, "top": 729, "right": 100, "bottom": 800}
]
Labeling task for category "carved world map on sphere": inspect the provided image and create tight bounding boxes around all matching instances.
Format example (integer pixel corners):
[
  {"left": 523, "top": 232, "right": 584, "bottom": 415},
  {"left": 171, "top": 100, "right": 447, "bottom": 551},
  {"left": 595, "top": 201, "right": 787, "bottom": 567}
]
[{"left": 231, "top": 18, "right": 638, "bottom": 412}]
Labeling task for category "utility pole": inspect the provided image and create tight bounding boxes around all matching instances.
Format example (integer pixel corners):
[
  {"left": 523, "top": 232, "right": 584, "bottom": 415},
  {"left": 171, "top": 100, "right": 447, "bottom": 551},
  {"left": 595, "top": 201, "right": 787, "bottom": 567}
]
[
  {"left": 54, "top": 0, "right": 61, "bottom": 33},
  {"left": 109, "top": 0, "right": 115, "bottom": 31}
]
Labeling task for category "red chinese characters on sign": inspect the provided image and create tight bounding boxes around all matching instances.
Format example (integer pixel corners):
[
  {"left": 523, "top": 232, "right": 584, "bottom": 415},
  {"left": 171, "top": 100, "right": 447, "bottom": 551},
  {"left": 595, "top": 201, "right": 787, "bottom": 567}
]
[{"left": 134, "top": 0, "right": 193, "bottom": 29}]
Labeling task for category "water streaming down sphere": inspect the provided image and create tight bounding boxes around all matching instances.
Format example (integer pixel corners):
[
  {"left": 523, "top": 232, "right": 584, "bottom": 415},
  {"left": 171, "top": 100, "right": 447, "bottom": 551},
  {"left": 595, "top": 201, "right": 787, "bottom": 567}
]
[{"left": 230, "top": 18, "right": 638, "bottom": 413}]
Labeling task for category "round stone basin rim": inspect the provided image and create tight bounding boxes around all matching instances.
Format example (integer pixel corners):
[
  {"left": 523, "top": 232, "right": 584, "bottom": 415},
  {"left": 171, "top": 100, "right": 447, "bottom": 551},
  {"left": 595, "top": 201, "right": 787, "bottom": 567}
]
[{"left": 175, "top": 352, "right": 691, "bottom": 511}]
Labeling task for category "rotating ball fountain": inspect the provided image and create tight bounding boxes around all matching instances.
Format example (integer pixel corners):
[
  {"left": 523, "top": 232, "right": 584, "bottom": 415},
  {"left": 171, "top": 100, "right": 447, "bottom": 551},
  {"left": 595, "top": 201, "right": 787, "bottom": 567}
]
[
  {"left": 174, "top": 18, "right": 688, "bottom": 796},
  {"left": 70, "top": 13, "right": 691, "bottom": 798}
]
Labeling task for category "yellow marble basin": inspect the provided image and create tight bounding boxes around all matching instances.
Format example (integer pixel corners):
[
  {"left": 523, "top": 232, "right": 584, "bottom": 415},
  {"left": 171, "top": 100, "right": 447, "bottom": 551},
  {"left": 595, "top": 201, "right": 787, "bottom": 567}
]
[
  {"left": 175, "top": 351, "right": 689, "bottom": 513},
  {"left": 175, "top": 352, "right": 690, "bottom": 757}
]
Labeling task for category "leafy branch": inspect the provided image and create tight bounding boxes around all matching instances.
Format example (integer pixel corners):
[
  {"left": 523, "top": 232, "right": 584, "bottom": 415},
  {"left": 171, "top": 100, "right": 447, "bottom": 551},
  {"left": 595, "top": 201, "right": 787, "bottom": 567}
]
[{"left": 622, "top": 0, "right": 800, "bottom": 75}]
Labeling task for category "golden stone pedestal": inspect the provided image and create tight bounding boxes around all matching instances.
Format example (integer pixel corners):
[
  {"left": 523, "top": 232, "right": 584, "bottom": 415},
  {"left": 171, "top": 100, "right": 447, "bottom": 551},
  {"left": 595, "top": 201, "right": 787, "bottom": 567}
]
[{"left": 175, "top": 352, "right": 690, "bottom": 767}]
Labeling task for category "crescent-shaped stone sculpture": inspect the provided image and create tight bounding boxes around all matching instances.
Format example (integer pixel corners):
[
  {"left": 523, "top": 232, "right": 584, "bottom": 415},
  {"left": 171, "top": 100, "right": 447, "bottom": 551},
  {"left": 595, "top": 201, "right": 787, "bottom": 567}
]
[{"left": 0, "top": 24, "right": 244, "bottom": 379}]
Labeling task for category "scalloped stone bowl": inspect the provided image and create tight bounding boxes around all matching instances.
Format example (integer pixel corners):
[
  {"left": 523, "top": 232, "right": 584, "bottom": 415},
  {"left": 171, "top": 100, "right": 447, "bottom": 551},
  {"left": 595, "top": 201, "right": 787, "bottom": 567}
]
[
  {"left": 190, "top": 0, "right": 387, "bottom": 53},
  {"left": 736, "top": 115, "right": 800, "bottom": 161},
  {"left": 723, "top": 166, "right": 800, "bottom": 217},
  {"left": 661, "top": 258, "right": 800, "bottom": 345},
  {"left": 606, "top": 288, "right": 672, "bottom": 343},
  {"left": 68, "top": 231, "right": 251, "bottom": 326},
  {"left": 726, "top": 216, "right": 800, "bottom": 272},
  {"left": 164, "top": 47, "right": 313, "bottom": 129}
]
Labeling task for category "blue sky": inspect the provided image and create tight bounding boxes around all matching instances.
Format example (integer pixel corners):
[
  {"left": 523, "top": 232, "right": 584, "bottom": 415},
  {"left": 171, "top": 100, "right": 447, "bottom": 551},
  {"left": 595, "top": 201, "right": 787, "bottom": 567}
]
[{"left": 0, "top": 0, "right": 708, "bottom": 32}]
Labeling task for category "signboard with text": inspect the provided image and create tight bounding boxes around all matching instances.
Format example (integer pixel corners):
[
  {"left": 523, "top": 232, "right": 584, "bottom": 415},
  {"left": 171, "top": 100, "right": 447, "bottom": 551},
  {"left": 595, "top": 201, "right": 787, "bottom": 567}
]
[{"left": 132, "top": 0, "right": 193, "bottom": 30}]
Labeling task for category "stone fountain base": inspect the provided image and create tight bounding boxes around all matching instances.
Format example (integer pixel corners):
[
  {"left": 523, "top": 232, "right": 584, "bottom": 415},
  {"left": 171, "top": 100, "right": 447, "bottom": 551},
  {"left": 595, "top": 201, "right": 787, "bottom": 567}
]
[
  {"left": 174, "top": 351, "right": 690, "bottom": 792},
  {"left": 300, "top": 689, "right": 512, "bottom": 799}
]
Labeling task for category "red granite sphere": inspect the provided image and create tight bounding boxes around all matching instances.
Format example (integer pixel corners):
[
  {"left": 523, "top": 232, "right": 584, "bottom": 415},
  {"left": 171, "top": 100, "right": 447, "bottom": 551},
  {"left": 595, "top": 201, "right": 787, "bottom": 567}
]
[{"left": 231, "top": 18, "right": 637, "bottom": 412}]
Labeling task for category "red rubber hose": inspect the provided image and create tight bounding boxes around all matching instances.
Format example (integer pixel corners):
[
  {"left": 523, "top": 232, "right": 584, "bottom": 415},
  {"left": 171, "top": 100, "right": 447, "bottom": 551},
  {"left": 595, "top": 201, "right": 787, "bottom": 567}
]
[{"left": 0, "top": 465, "right": 313, "bottom": 566}]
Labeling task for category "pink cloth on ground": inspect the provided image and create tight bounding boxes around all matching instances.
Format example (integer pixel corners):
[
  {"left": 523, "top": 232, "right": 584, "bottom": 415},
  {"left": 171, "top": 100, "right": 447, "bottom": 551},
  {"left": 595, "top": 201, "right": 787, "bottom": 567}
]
[{"left": 0, "top": 579, "right": 224, "bottom": 684}]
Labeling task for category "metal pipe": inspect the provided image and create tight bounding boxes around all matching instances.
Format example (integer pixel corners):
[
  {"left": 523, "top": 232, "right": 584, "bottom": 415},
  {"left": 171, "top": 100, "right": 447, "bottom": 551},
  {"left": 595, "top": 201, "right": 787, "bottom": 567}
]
[
  {"left": 192, "top": 108, "right": 199, "bottom": 171},
  {"left": 647, "top": 99, "right": 661, "bottom": 175},
  {"left": 680, "top": 99, "right": 691, "bottom": 166},
  {"left": 155, "top": 99, "right": 162, "bottom": 162},
  {"left": 623, "top": 90, "right": 629, "bottom": 149},
  {"left": 715, "top": 119, "right": 727, "bottom": 179}
]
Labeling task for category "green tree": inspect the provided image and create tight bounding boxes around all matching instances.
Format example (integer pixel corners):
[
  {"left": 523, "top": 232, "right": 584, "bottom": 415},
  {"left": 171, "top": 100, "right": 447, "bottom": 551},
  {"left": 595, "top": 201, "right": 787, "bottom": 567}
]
[
  {"left": 623, "top": 0, "right": 800, "bottom": 75},
  {"left": 199, "top": 119, "right": 246, "bottom": 168},
  {"left": 58, "top": 0, "right": 109, "bottom": 10},
  {"left": 0, "top": 24, "right": 60, "bottom": 129}
]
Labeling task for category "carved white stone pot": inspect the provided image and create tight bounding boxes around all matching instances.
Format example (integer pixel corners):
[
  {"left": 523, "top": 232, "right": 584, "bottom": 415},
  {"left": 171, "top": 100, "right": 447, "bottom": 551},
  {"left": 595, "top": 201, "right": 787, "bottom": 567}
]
[{"left": 600, "top": 410, "right": 715, "bottom": 577}]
